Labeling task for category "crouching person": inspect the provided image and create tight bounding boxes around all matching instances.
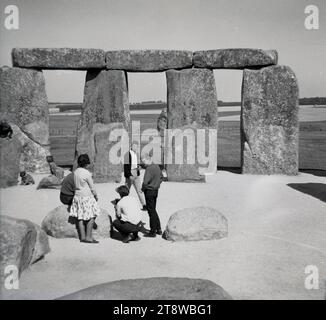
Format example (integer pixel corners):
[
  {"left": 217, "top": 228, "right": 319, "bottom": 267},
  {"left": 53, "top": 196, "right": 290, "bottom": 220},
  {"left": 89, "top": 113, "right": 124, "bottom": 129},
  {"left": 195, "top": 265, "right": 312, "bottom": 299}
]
[{"left": 113, "top": 185, "right": 143, "bottom": 243}]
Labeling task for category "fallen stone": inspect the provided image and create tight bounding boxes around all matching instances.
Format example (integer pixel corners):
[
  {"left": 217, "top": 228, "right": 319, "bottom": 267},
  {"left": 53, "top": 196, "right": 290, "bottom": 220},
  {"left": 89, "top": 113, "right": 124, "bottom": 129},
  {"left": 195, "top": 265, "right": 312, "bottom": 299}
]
[
  {"left": 193, "top": 48, "right": 278, "bottom": 69},
  {"left": 0, "top": 216, "right": 50, "bottom": 282},
  {"left": 165, "top": 69, "right": 218, "bottom": 181},
  {"left": 12, "top": 48, "right": 106, "bottom": 69},
  {"left": 37, "top": 175, "right": 62, "bottom": 190},
  {"left": 163, "top": 206, "right": 228, "bottom": 241},
  {"left": 58, "top": 277, "right": 232, "bottom": 300},
  {"left": 0, "top": 67, "right": 49, "bottom": 146},
  {"left": 41, "top": 205, "right": 112, "bottom": 239},
  {"left": 241, "top": 65, "right": 299, "bottom": 175},
  {"left": 106, "top": 50, "right": 193, "bottom": 71},
  {"left": 75, "top": 69, "right": 129, "bottom": 182},
  {"left": 0, "top": 135, "right": 22, "bottom": 188}
]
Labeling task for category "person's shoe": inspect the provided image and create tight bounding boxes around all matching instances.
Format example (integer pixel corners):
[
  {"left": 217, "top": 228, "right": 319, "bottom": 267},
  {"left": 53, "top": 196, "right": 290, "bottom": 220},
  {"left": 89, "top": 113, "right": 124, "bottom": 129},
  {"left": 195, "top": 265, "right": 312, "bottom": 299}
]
[
  {"left": 122, "top": 234, "right": 133, "bottom": 243},
  {"left": 156, "top": 229, "right": 163, "bottom": 235},
  {"left": 144, "top": 231, "right": 156, "bottom": 238},
  {"left": 141, "top": 205, "right": 147, "bottom": 211},
  {"left": 84, "top": 239, "right": 99, "bottom": 244},
  {"left": 131, "top": 235, "right": 141, "bottom": 241}
]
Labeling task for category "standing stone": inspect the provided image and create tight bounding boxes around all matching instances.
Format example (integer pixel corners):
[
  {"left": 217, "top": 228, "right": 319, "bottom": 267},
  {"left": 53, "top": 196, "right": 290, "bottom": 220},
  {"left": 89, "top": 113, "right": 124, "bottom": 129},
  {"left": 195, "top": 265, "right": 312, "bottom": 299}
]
[
  {"left": 193, "top": 49, "right": 278, "bottom": 69},
  {"left": 0, "top": 135, "right": 22, "bottom": 188},
  {"left": 0, "top": 67, "right": 49, "bottom": 146},
  {"left": 75, "top": 70, "right": 129, "bottom": 182},
  {"left": 12, "top": 48, "right": 106, "bottom": 69},
  {"left": 106, "top": 50, "right": 193, "bottom": 72},
  {"left": 12, "top": 124, "right": 50, "bottom": 173},
  {"left": 241, "top": 65, "right": 299, "bottom": 175},
  {"left": 93, "top": 123, "right": 125, "bottom": 183},
  {"left": 165, "top": 69, "right": 218, "bottom": 182},
  {"left": 0, "top": 67, "right": 50, "bottom": 173}
]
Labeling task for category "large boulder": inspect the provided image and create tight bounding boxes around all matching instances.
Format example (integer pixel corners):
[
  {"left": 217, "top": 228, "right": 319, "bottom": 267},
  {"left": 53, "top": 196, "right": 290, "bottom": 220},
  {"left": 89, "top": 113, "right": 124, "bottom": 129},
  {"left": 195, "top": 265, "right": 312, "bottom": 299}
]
[
  {"left": 163, "top": 207, "right": 228, "bottom": 241},
  {"left": 0, "top": 215, "right": 50, "bottom": 282},
  {"left": 193, "top": 48, "right": 278, "bottom": 69},
  {"left": 241, "top": 65, "right": 299, "bottom": 175},
  {"left": 58, "top": 277, "right": 232, "bottom": 300},
  {"left": 0, "top": 67, "right": 49, "bottom": 147},
  {"left": 75, "top": 69, "right": 129, "bottom": 182},
  {"left": 12, "top": 48, "right": 106, "bottom": 70},
  {"left": 0, "top": 135, "right": 22, "bottom": 188},
  {"left": 37, "top": 175, "right": 62, "bottom": 189},
  {"left": 106, "top": 50, "right": 193, "bottom": 72},
  {"left": 165, "top": 69, "right": 218, "bottom": 181},
  {"left": 41, "top": 205, "right": 112, "bottom": 239}
]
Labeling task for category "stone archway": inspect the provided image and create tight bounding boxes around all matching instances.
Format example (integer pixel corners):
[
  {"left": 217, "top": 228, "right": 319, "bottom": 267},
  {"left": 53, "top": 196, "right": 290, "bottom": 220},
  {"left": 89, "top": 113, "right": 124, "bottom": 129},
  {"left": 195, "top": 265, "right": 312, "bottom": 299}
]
[{"left": 0, "top": 47, "right": 299, "bottom": 187}]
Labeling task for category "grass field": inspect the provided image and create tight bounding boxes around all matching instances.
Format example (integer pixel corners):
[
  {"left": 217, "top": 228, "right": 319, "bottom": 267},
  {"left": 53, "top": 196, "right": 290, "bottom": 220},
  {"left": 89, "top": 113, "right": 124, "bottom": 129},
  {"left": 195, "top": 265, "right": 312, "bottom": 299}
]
[{"left": 49, "top": 107, "right": 326, "bottom": 170}]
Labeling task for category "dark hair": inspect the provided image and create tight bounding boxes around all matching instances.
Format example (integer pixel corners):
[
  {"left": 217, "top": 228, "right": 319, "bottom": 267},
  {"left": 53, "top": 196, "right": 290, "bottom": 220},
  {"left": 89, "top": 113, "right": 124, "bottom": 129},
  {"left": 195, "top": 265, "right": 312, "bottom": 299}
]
[
  {"left": 0, "top": 120, "right": 13, "bottom": 139},
  {"left": 77, "top": 154, "right": 90, "bottom": 168},
  {"left": 46, "top": 155, "right": 54, "bottom": 163},
  {"left": 116, "top": 185, "right": 129, "bottom": 198},
  {"left": 19, "top": 171, "right": 26, "bottom": 177}
]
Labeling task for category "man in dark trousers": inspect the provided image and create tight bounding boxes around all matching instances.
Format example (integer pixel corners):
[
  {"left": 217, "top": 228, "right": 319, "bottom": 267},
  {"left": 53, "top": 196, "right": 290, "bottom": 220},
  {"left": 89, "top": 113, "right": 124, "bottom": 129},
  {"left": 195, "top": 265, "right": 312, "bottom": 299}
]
[
  {"left": 124, "top": 142, "right": 147, "bottom": 211},
  {"left": 141, "top": 154, "right": 163, "bottom": 237}
]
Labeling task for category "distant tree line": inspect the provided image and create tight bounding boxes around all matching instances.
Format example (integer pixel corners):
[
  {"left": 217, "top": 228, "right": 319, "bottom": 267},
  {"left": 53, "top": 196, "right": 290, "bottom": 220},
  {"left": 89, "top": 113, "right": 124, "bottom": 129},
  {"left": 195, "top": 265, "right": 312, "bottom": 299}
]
[{"left": 299, "top": 97, "right": 326, "bottom": 105}]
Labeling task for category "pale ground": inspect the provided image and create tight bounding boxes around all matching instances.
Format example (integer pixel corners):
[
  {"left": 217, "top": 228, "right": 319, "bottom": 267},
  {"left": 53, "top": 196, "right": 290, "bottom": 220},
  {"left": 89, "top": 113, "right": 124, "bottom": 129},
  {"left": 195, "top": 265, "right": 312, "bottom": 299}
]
[{"left": 0, "top": 170, "right": 326, "bottom": 300}]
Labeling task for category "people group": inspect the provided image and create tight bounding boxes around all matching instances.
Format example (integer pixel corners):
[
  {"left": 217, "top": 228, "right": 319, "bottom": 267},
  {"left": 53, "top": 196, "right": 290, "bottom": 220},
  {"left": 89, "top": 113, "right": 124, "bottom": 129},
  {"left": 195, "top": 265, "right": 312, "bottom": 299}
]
[{"left": 60, "top": 145, "right": 163, "bottom": 244}]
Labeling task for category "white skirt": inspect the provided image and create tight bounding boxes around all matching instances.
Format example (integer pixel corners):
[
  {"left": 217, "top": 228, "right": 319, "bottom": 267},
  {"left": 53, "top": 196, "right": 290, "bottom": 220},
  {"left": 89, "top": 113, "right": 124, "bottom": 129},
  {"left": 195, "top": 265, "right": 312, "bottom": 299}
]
[{"left": 69, "top": 195, "right": 100, "bottom": 220}]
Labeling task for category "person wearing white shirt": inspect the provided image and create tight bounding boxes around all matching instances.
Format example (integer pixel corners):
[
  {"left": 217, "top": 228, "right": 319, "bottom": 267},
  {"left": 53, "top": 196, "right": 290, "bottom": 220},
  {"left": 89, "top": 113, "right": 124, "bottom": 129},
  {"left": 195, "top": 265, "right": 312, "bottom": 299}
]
[
  {"left": 123, "top": 142, "right": 146, "bottom": 211},
  {"left": 113, "top": 185, "right": 143, "bottom": 243}
]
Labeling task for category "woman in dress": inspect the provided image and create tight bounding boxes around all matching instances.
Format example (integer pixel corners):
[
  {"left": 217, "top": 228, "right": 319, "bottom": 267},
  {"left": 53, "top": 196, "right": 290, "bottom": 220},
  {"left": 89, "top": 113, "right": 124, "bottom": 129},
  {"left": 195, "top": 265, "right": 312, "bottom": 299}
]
[{"left": 70, "top": 154, "right": 100, "bottom": 243}]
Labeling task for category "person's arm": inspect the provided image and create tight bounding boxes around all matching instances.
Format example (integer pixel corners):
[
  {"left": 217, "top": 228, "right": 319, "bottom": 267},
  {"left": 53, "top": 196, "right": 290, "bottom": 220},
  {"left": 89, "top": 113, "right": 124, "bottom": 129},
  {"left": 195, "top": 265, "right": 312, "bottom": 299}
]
[
  {"left": 115, "top": 203, "right": 122, "bottom": 219},
  {"left": 141, "top": 167, "right": 152, "bottom": 191},
  {"left": 85, "top": 171, "right": 98, "bottom": 200}
]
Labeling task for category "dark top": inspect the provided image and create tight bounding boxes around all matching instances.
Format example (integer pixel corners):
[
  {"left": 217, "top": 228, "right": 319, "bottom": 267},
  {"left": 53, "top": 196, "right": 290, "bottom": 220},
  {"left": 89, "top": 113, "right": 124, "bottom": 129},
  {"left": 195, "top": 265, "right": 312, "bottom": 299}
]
[
  {"left": 142, "top": 164, "right": 163, "bottom": 191},
  {"left": 123, "top": 151, "right": 140, "bottom": 178},
  {"left": 60, "top": 172, "right": 75, "bottom": 196}
]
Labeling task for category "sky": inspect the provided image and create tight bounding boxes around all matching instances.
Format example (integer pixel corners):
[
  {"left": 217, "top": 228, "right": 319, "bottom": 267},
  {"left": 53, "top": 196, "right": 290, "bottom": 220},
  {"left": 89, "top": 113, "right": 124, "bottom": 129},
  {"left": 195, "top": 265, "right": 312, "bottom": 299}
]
[{"left": 0, "top": 0, "right": 325, "bottom": 102}]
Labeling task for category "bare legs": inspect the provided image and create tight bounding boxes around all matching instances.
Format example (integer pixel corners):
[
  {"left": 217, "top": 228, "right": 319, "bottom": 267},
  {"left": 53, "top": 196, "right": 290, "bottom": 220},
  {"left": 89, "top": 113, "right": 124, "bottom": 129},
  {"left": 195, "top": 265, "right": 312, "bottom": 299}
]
[{"left": 78, "top": 218, "right": 98, "bottom": 243}]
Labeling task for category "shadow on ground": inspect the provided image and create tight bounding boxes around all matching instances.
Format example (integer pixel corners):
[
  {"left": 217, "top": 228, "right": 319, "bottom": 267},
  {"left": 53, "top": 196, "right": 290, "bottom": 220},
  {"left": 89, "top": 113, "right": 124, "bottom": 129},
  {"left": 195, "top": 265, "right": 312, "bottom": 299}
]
[
  {"left": 287, "top": 183, "right": 326, "bottom": 203},
  {"left": 299, "top": 169, "right": 326, "bottom": 177}
]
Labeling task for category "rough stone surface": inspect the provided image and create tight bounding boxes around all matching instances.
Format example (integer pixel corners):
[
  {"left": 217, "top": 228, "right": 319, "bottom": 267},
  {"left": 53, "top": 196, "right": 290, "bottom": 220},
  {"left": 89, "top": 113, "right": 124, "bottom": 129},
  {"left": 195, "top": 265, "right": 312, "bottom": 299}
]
[
  {"left": 106, "top": 50, "right": 193, "bottom": 71},
  {"left": 165, "top": 69, "right": 218, "bottom": 182},
  {"left": 12, "top": 124, "right": 50, "bottom": 173},
  {"left": 75, "top": 69, "right": 129, "bottom": 181},
  {"left": 193, "top": 48, "right": 278, "bottom": 69},
  {"left": 37, "top": 175, "right": 62, "bottom": 189},
  {"left": 0, "top": 135, "right": 22, "bottom": 188},
  {"left": 93, "top": 123, "right": 124, "bottom": 183},
  {"left": 58, "top": 277, "right": 232, "bottom": 300},
  {"left": 241, "top": 65, "right": 299, "bottom": 175},
  {"left": 0, "top": 215, "right": 50, "bottom": 282},
  {"left": 163, "top": 207, "right": 228, "bottom": 241},
  {"left": 31, "top": 224, "right": 51, "bottom": 264},
  {"left": 0, "top": 67, "right": 49, "bottom": 146},
  {"left": 41, "top": 205, "right": 112, "bottom": 239},
  {"left": 12, "top": 48, "right": 106, "bottom": 69}
]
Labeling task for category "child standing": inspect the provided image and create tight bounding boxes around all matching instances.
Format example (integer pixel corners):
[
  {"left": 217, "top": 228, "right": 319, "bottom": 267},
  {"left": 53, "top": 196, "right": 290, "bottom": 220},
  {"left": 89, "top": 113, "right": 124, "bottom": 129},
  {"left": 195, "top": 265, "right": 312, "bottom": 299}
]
[{"left": 69, "top": 154, "right": 100, "bottom": 243}]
